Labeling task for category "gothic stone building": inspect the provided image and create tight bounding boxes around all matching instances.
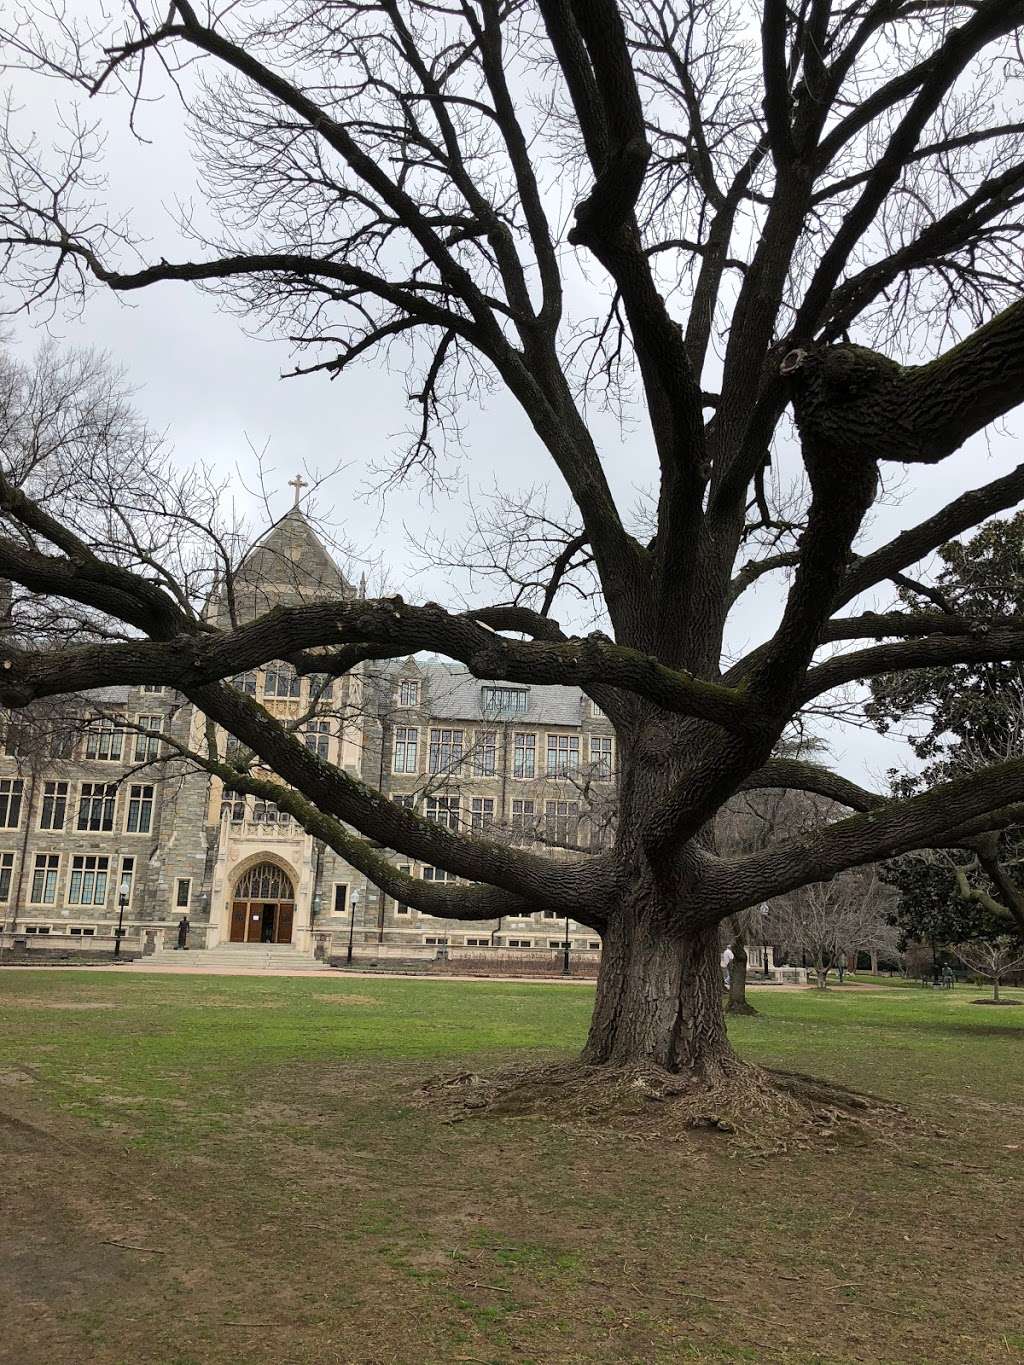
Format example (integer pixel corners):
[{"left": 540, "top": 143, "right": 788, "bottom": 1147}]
[{"left": 0, "top": 509, "right": 613, "bottom": 959}]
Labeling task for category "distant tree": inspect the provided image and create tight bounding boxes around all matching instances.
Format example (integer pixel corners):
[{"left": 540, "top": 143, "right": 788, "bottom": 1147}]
[
  {"left": 772, "top": 866, "right": 896, "bottom": 988},
  {"left": 954, "top": 937, "right": 1024, "bottom": 1002},
  {"left": 881, "top": 851, "right": 1005, "bottom": 952},
  {"left": 868, "top": 513, "right": 1024, "bottom": 762}
]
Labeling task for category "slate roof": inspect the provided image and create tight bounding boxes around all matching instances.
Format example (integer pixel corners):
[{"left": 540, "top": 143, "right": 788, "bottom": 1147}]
[{"left": 386, "top": 659, "right": 588, "bottom": 726}]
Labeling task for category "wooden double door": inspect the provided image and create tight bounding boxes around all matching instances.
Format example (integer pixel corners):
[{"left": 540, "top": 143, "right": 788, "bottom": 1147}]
[{"left": 230, "top": 900, "right": 295, "bottom": 944}]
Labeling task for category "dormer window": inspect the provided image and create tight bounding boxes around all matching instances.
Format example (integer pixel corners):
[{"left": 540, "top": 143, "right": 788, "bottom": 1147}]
[
  {"left": 481, "top": 686, "right": 528, "bottom": 715},
  {"left": 398, "top": 679, "right": 420, "bottom": 707}
]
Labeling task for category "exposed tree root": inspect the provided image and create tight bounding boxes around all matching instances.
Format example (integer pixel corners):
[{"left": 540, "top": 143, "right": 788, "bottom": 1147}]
[{"left": 413, "top": 1057, "right": 909, "bottom": 1154}]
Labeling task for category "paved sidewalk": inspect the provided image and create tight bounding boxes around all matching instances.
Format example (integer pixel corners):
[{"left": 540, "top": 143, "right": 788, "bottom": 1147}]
[
  {"left": 27, "top": 960, "right": 847, "bottom": 988},
  {"left": 53, "top": 960, "right": 597, "bottom": 984}
]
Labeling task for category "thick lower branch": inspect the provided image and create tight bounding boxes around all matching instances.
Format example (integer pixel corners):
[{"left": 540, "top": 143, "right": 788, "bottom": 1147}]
[
  {"left": 0, "top": 597, "right": 755, "bottom": 732},
  {"left": 703, "top": 755, "right": 1024, "bottom": 914}
]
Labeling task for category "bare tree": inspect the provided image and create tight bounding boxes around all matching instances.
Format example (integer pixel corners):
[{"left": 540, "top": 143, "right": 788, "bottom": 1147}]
[
  {"left": 772, "top": 866, "right": 896, "bottom": 988},
  {"left": 5, "top": 4, "right": 1024, "bottom": 1090},
  {"left": 954, "top": 937, "right": 1024, "bottom": 1002}
]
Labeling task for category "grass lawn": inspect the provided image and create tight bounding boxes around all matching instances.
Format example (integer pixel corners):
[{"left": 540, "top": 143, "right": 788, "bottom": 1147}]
[{"left": 1, "top": 971, "right": 1022, "bottom": 1365}]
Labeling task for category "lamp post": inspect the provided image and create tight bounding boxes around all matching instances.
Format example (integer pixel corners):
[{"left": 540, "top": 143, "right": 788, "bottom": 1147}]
[
  {"left": 562, "top": 914, "right": 571, "bottom": 976},
  {"left": 347, "top": 890, "right": 359, "bottom": 966},
  {"left": 114, "top": 877, "right": 130, "bottom": 961}
]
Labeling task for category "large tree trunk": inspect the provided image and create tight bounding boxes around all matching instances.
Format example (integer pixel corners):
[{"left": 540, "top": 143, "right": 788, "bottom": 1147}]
[
  {"left": 582, "top": 907, "right": 736, "bottom": 1074},
  {"left": 727, "top": 935, "right": 757, "bottom": 1015}
]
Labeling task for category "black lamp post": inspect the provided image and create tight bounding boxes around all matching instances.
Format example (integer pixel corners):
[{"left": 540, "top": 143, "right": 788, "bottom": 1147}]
[
  {"left": 113, "top": 876, "right": 130, "bottom": 961},
  {"left": 346, "top": 889, "right": 359, "bottom": 966},
  {"left": 562, "top": 914, "right": 571, "bottom": 976}
]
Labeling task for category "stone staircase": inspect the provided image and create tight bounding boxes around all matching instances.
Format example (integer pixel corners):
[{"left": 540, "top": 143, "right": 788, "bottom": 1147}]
[{"left": 146, "top": 943, "right": 327, "bottom": 972}]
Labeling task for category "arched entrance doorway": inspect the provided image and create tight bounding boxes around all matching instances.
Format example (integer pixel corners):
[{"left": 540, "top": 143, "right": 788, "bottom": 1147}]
[{"left": 229, "top": 863, "right": 296, "bottom": 944}]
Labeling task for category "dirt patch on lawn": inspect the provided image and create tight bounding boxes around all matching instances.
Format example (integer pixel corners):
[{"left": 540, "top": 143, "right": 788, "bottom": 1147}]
[
  {"left": 1, "top": 998, "right": 118, "bottom": 1011},
  {"left": 313, "top": 993, "right": 379, "bottom": 1007}
]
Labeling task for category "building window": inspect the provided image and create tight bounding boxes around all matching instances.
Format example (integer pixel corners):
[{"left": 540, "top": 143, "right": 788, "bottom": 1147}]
[
  {"left": 69, "top": 926, "right": 96, "bottom": 937},
  {"left": 84, "top": 720, "right": 125, "bottom": 761},
  {"left": 590, "top": 700, "right": 605, "bottom": 719},
  {"left": 393, "top": 726, "right": 419, "bottom": 774},
  {"left": 513, "top": 733, "right": 536, "bottom": 779},
  {"left": 465, "top": 937, "right": 490, "bottom": 947},
  {"left": 590, "top": 817, "right": 614, "bottom": 850},
  {"left": 0, "top": 779, "right": 24, "bottom": 830},
  {"left": 423, "top": 866, "right": 457, "bottom": 882},
  {"left": 68, "top": 855, "right": 110, "bottom": 907},
  {"left": 429, "top": 728, "right": 464, "bottom": 774},
  {"left": 590, "top": 735, "right": 613, "bottom": 779},
  {"left": 511, "top": 799, "right": 535, "bottom": 841},
  {"left": 470, "top": 797, "right": 494, "bottom": 832},
  {"left": 303, "top": 720, "right": 331, "bottom": 759},
  {"left": 119, "top": 857, "right": 135, "bottom": 905},
  {"left": 3, "top": 719, "right": 27, "bottom": 757},
  {"left": 392, "top": 794, "right": 415, "bottom": 812},
  {"left": 473, "top": 730, "right": 497, "bottom": 776},
  {"left": 395, "top": 866, "right": 411, "bottom": 915},
  {"left": 542, "top": 910, "right": 558, "bottom": 919},
  {"left": 232, "top": 671, "right": 257, "bottom": 696},
  {"left": 507, "top": 939, "right": 532, "bottom": 948},
  {"left": 333, "top": 884, "right": 348, "bottom": 915},
  {"left": 423, "top": 936, "right": 448, "bottom": 946},
  {"left": 398, "top": 679, "right": 420, "bottom": 707},
  {"left": 0, "top": 851, "right": 13, "bottom": 902},
  {"left": 77, "top": 783, "right": 116, "bottom": 832},
  {"left": 24, "top": 924, "right": 51, "bottom": 935},
  {"left": 29, "top": 854, "right": 60, "bottom": 905},
  {"left": 221, "top": 788, "right": 246, "bottom": 824},
  {"left": 308, "top": 673, "right": 334, "bottom": 702},
  {"left": 425, "top": 796, "right": 460, "bottom": 831},
  {"left": 253, "top": 800, "right": 290, "bottom": 826},
  {"left": 546, "top": 734, "right": 580, "bottom": 777},
  {"left": 481, "top": 686, "right": 528, "bottom": 714},
  {"left": 588, "top": 940, "right": 601, "bottom": 950},
  {"left": 134, "top": 716, "right": 164, "bottom": 762},
  {"left": 545, "top": 800, "right": 579, "bottom": 844},
  {"left": 142, "top": 684, "right": 166, "bottom": 695},
  {"left": 126, "top": 784, "right": 155, "bottom": 834},
  {"left": 175, "top": 878, "right": 191, "bottom": 909},
  {"left": 39, "top": 781, "right": 69, "bottom": 831},
  {"left": 548, "top": 940, "right": 563, "bottom": 949},
  {"left": 263, "top": 663, "right": 300, "bottom": 697}
]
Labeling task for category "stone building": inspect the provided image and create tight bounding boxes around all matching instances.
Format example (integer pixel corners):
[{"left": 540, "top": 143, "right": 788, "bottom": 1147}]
[{"left": 0, "top": 507, "right": 612, "bottom": 960}]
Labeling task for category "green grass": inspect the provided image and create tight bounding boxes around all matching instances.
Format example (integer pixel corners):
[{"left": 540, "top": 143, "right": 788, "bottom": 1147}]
[{"left": 2, "top": 970, "right": 1023, "bottom": 1365}]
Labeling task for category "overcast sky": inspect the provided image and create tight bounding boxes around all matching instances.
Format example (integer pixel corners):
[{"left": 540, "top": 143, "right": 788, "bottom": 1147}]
[{"left": 4, "top": 24, "right": 1021, "bottom": 790}]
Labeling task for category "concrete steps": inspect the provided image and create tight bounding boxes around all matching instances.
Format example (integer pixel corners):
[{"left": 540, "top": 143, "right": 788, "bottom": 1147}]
[{"left": 148, "top": 944, "right": 326, "bottom": 972}]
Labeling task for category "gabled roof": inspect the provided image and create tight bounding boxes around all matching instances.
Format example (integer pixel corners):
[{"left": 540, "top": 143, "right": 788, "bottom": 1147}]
[{"left": 235, "top": 508, "right": 354, "bottom": 597}]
